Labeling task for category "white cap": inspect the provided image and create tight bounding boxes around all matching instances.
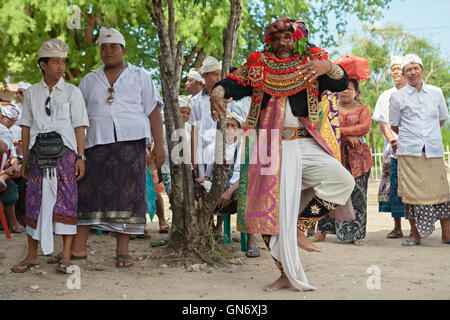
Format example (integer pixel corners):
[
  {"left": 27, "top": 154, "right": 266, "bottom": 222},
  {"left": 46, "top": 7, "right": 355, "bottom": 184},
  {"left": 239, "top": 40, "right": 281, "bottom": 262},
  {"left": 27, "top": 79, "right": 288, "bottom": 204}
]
[
  {"left": 38, "top": 38, "right": 68, "bottom": 58},
  {"left": 200, "top": 56, "right": 222, "bottom": 74},
  {"left": 390, "top": 55, "right": 404, "bottom": 67},
  {"left": 401, "top": 54, "right": 423, "bottom": 70},
  {"left": 178, "top": 95, "right": 191, "bottom": 108},
  {"left": 1, "top": 104, "right": 20, "bottom": 120},
  {"left": 17, "top": 81, "right": 31, "bottom": 90},
  {"left": 97, "top": 27, "right": 126, "bottom": 47},
  {"left": 226, "top": 110, "right": 244, "bottom": 127},
  {"left": 184, "top": 68, "right": 204, "bottom": 83}
]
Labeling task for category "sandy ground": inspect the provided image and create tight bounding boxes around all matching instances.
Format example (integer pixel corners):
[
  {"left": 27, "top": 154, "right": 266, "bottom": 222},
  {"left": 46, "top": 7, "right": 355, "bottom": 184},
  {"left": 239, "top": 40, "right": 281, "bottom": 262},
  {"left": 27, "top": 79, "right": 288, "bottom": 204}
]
[{"left": 0, "top": 180, "right": 449, "bottom": 300}]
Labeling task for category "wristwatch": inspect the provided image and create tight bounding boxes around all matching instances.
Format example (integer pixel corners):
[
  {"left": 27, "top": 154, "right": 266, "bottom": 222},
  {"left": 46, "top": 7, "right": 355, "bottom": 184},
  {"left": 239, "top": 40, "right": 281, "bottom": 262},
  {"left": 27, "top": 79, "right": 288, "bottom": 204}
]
[{"left": 76, "top": 155, "right": 86, "bottom": 161}]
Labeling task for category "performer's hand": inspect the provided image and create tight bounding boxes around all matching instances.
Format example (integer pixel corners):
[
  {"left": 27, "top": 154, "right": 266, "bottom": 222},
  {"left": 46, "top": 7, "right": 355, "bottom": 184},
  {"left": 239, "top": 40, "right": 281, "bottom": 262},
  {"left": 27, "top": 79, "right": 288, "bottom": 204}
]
[
  {"left": 391, "top": 139, "right": 398, "bottom": 153},
  {"left": 152, "top": 143, "right": 165, "bottom": 169},
  {"left": 299, "top": 60, "right": 333, "bottom": 83},
  {"left": 210, "top": 96, "right": 233, "bottom": 122},
  {"left": 220, "top": 189, "right": 233, "bottom": 206},
  {"left": 75, "top": 159, "right": 85, "bottom": 181}
]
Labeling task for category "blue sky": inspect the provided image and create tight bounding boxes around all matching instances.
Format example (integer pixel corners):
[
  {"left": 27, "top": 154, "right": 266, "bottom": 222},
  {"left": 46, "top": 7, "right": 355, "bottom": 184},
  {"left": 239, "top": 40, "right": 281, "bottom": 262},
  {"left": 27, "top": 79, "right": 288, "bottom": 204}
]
[{"left": 317, "top": 0, "right": 450, "bottom": 59}]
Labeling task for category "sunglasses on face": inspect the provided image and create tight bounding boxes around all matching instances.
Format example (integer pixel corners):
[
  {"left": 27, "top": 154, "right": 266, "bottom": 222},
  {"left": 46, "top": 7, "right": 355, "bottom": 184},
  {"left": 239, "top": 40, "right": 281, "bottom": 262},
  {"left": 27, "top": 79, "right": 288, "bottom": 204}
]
[
  {"left": 45, "top": 96, "right": 51, "bottom": 116},
  {"left": 107, "top": 87, "right": 115, "bottom": 105}
]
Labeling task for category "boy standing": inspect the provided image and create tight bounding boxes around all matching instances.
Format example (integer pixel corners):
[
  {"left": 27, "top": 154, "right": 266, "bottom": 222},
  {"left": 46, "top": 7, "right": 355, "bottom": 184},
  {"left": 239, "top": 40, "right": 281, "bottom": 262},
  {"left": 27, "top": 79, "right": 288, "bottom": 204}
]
[{"left": 11, "top": 38, "right": 89, "bottom": 273}]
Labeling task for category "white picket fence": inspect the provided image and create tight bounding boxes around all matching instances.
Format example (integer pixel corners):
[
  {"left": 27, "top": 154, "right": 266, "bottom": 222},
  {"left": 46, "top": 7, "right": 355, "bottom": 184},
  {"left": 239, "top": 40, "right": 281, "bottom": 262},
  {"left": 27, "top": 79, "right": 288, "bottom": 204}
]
[{"left": 369, "top": 145, "right": 450, "bottom": 181}]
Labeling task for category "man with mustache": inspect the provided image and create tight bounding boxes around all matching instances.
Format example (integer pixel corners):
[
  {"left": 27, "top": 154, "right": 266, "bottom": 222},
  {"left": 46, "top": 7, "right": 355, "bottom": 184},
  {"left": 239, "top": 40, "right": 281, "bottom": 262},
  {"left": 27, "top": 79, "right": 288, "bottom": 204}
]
[
  {"left": 210, "top": 18, "right": 354, "bottom": 291},
  {"left": 389, "top": 54, "right": 449, "bottom": 247}
]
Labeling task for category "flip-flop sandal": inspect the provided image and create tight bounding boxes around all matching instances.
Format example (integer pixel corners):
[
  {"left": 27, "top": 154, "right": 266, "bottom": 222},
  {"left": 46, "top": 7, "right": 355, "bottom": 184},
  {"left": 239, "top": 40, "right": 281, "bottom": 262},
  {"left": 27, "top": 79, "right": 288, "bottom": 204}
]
[
  {"left": 47, "top": 253, "right": 62, "bottom": 264},
  {"left": 116, "top": 254, "right": 134, "bottom": 269},
  {"left": 11, "top": 226, "right": 26, "bottom": 234},
  {"left": 48, "top": 253, "right": 87, "bottom": 264},
  {"left": 57, "top": 260, "right": 74, "bottom": 274},
  {"left": 307, "top": 236, "right": 320, "bottom": 242},
  {"left": 136, "top": 233, "right": 151, "bottom": 239},
  {"left": 245, "top": 246, "right": 261, "bottom": 258},
  {"left": 11, "top": 261, "right": 40, "bottom": 273},
  {"left": 387, "top": 229, "right": 403, "bottom": 238},
  {"left": 401, "top": 239, "right": 421, "bottom": 246}
]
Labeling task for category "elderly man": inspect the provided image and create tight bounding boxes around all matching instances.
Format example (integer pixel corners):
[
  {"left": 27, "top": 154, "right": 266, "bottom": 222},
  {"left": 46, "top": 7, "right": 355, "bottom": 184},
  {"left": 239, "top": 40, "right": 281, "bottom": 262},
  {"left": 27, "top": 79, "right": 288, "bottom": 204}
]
[
  {"left": 12, "top": 38, "right": 89, "bottom": 273},
  {"left": 71, "top": 27, "right": 165, "bottom": 269},
  {"left": 372, "top": 56, "right": 407, "bottom": 238},
  {"left": 389, "top": 54, "right": 450, "bottom": 246},
  {"left": 189, "top": 56, "right": 222, "bottom": 180},
  {"left": 210, "top": 18, "right": 354, "bottom": 291},
  {"left": 184, "top": 68, "right": 204, "bottom": 97}
]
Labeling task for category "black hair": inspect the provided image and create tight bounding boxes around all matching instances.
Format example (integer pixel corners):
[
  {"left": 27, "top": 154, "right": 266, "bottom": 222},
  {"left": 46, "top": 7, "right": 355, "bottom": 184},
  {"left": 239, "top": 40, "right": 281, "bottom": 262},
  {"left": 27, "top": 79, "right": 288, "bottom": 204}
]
[
  {"left": 37, "top": 57, "right": 50, "bottom": 75},
  {"left": 349, "top": 79, "right": 362, "bottom": 103},
  {"left": 229, "top": 66, "right": 238, "bottom": 74}
]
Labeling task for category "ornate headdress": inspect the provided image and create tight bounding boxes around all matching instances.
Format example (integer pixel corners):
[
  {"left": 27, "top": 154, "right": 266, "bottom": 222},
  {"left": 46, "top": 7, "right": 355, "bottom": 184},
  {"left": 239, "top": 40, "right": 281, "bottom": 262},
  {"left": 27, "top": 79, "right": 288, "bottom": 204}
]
[{"left": 264, "top": 18, "right": 309, "bottom": 56}]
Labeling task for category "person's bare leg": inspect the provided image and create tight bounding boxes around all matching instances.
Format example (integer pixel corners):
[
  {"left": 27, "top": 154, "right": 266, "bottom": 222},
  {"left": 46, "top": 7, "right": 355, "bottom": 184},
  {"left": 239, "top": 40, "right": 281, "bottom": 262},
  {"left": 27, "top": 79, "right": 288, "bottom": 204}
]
[
  {"left": 213, "top": 216, "right": 224, "bottom": 236},
  {"left": 297, "top": 229, "right": 321, "bottom": 252},
  {"left": 5, "top": 205, "right": 23, "bottom": 231},
  {"left": 58, "top": 235, "right": 74, "bottom": 271},
  {"left": 394, "top": 217, "right": 402, "bottom": 231},
  {"left": 12, "top": 235, "right": 39, "bottom": 271},
  {"left": 402, "top": 219, "right": 421, "bottom": 245},
  {"left": 71, "top": 225, "right": 90, "bottom": 257},
  {"left": 440, "top": 219, "right": 450, "bottom": 243},
  {"left": 116, "top": 233, "right": 133, "bottom": 267},
  {"left": 263, "top": 273, "right": 292, "bottom": 292}
]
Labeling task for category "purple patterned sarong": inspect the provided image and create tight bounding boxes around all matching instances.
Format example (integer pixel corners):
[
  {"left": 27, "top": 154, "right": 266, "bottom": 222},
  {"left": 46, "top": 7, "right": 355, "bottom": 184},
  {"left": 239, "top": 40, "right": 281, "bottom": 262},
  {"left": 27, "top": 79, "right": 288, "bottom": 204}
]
[{"left": 24, "top": 150, "right": 78, "bottom": 229}]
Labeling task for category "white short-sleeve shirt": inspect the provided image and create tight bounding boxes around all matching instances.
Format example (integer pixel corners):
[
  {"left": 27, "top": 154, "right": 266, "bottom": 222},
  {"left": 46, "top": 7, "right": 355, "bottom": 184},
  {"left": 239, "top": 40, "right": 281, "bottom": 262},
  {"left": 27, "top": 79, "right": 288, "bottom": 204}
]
[
  {"left": 79, "top": 63, "right": 163, "bottom": 149},
  {"left": 372, "top": 87, "right": 399, "bottom": 159},
  {"left": 389, "top": 82, "right": 448, "bottom": 158},
  {"left": 18, "top": 77, "right": 89, "bottom": 152}
]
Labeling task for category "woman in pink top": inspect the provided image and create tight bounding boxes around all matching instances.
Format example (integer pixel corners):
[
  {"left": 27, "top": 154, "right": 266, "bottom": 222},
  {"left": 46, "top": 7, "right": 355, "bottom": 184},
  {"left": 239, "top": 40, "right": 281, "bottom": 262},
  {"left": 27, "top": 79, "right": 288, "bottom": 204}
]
[{"left": 313, "top": 79, "right": 373, "bottom": 245}]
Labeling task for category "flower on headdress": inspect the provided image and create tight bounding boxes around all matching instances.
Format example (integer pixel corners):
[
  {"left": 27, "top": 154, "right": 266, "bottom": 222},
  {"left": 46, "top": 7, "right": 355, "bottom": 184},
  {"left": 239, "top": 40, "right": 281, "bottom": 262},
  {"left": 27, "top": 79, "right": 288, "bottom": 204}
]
[
  {"left": 281, "top": 17, "right": 287, "bottom": 22},
  {"left": 264, "top": 33, "right": 272, "bottom": 45},
  {"left": 309, "top": 47, "right": 323, "bottom": 54},
  {"left": 248, "top": 52, "right": 261, "bottom": 62},
  {"left": 293, "top": 29, "right": 304, "bottom": 41}
]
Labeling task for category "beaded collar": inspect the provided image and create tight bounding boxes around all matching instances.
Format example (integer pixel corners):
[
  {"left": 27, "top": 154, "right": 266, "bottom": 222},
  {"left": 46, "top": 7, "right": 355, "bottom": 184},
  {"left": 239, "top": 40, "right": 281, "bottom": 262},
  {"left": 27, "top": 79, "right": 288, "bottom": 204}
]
[{"left": 227, "top": 47, "right": 328, "bottom": 97}]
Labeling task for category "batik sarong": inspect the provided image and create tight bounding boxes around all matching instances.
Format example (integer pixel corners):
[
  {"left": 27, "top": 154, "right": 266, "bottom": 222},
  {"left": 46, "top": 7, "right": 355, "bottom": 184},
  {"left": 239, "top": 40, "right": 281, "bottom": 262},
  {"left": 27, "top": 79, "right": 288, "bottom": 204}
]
[{"left": 77, "top": 139, "right": 147, "bottom": 231}]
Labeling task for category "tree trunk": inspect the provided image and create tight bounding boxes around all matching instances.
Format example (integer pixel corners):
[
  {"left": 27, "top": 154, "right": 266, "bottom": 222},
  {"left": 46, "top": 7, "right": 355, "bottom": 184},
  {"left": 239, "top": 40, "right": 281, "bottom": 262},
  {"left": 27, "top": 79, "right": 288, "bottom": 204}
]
[{"left": 148, "top": 0, "right": 243, "bottom": 264}]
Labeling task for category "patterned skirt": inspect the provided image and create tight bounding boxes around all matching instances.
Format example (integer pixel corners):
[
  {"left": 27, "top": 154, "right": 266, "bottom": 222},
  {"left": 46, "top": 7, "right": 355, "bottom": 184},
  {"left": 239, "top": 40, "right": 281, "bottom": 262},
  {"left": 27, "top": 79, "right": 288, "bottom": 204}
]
[
  {"left": 379, "top": 157, "right": 404, "bottom": 218},
  {"left": 405, "top": 202, "right": 450, "bottom": 238},
  {"left": 77, "top": 139, "right": 147, "bottom": 225}
]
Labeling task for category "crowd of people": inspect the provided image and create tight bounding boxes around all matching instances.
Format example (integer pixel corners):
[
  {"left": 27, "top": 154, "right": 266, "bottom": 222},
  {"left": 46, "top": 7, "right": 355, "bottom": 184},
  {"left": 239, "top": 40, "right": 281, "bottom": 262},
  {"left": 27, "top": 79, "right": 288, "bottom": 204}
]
[{"left": 1, "top": 18, "right": 448, "bottom": 292}]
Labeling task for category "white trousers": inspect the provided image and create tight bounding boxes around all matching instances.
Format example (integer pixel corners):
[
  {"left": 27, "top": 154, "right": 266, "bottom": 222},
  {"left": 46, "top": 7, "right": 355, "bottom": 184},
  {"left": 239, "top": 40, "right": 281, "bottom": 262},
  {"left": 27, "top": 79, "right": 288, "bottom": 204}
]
[{"left": 269, "top": 138, "right": 354, "bottom": 291}]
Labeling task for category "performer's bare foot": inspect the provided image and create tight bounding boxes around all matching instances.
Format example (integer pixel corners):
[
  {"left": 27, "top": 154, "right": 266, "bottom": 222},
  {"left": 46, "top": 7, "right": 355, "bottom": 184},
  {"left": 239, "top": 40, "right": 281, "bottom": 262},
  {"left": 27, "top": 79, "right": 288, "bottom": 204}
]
[
  {"left": 297, "top": 229, "right": 321, "bottom": 252},
  {"left": 263, "top": 274, "right": 292, "bottom": 292}
]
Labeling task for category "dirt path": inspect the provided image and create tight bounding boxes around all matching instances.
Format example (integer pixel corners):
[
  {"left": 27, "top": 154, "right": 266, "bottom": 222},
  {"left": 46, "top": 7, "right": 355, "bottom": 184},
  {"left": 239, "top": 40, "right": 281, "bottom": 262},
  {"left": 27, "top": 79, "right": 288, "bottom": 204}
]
[{"left": 1, "top": 180, "right": 449, "bottom": 300}]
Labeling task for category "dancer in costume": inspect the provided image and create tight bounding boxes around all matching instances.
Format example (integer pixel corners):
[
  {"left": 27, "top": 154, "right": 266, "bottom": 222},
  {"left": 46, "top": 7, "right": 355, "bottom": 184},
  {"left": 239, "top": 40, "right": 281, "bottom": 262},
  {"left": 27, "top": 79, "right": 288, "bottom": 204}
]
[{"left": 210, "top": 18, "right": 354, "bottom": 291}]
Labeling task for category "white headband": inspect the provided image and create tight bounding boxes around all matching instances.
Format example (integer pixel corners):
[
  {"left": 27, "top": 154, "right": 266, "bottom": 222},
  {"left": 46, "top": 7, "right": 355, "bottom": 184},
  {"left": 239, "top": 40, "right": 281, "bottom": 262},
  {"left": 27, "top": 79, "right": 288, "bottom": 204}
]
[
  {"left": 178, "top": 95, "right": 191, "bottom": 108},
  {"left": 401, "top": 54, "right": 423, "bottom": 70},
  {"left": 97, "top": 27, "right": 126, "bottom": 47},
  {"left": 184, "top": 68, "right": 204, "bottom": 83},
  {"left": 390, "top": 55, "right": 404, "bottom": 67},
  {"left": 200, "top": 56, "right": 222, "bottom": 74},
  {"left": 38, "top": 38, "right": 68, "bottom": 58}
]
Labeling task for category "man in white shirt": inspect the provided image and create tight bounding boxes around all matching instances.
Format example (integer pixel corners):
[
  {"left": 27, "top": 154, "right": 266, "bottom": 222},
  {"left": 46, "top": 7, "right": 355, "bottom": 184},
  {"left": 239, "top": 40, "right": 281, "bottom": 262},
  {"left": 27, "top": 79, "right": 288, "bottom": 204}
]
[
  {"left": 72, "top": 27, "right": 165, "bottom": 269},
  {"left": 372, "top": 56, "right": 407, "bottom": 238},
  {"left": 189, "top": 56, "right": 222, "bottom": 180},
  {"left": 389, "top": 54, "right": 450, "bottom": 246},
  {"left": 11, "top": 38, "right": 89, "bottom": 273}
]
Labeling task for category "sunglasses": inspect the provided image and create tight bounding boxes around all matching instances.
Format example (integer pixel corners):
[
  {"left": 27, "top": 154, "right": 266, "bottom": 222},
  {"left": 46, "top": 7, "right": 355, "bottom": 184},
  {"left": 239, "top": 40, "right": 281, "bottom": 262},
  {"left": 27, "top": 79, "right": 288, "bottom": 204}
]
[
  {"left": 106, "top": 87, "right": 115, "bottom": 105},
  {"left": 45, "top": 96, "right": 51, "bottom": 116}
]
